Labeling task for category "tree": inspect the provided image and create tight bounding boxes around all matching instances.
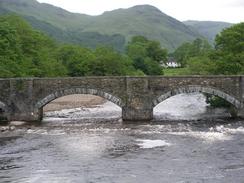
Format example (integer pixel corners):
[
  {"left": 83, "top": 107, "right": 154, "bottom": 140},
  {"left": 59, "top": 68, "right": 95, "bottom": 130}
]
[
  {"left": 0, "top": 16, "right": 23, "bottom": 77},
  {"left": 56, "top": 45, "right": 95, "bottom": 76},
  {"left": 86, "top": 46, "right": 138, "bottom": 76},
  {"left": 211, "top": 23, "right": 244, "bottom": 74},
  {"left": 187, "top": 56, "right": 215, "bottom": 75},
  {"left": 173, "top": 42, "right": 192, "bottom": 67},
  {"left": 0, "top": 15, "right": 67, "bottom": 77},
  {"left": 173, "top": 38, "right": 212, "bottom": 67},
  {"left": 146, "top": 41, "right": 167, "bottom": 63},
  {"left": 126, "top": 36, "right": 167, "bottom": 75}
]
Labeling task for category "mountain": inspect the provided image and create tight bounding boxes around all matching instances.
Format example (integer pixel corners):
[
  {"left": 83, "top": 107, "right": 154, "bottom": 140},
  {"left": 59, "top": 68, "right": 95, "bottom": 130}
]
[
  {"left": 0, "top": 0, "right": 126, "bottom": 51},
  {"left": 78, "top": 5, "right": 202, "bottom": 50},
  {"left": 183, "top": 20, "right": 233, "bottom": 44},
  {"left": 0, "top": 0, "right": 202, "bottom": 51}
]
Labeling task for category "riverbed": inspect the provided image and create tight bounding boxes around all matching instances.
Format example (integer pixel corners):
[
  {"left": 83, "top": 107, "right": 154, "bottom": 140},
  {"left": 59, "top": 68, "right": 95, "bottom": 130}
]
[{"left": 1, "top": 93, "right": 244, "bottom": 182}]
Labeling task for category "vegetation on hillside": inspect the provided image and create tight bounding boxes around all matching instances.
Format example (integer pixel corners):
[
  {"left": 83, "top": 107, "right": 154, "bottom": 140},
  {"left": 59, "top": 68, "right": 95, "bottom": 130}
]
[
  {"left": 1, "top": 14, "right": 242, "bottom": 78},
  {"left": 0, "top": 15, "right": 67, "bottom": 77},
  {"left": 0, "top": 0, "right": 202, "bottom": 51},
  {"left": 126, "top": 36, "right": 167, "bottom": 75},
  {"left": 0, "top": 15, "right": 164, "bottom": 77},
  {"left": 171, "top": 22, "right": 244, "bottom": 75},
  {"left": 172, "top": 38, "right": 212, "bottom": 68},
  {"left": 183, "top": 20, "right": 232, "bottom": 44}
]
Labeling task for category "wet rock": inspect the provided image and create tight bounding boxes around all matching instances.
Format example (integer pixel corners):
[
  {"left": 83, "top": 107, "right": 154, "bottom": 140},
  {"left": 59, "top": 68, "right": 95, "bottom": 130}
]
[
  {"left": 9, "top": 126, "right": 16, "bottom": 131},
  {"left": 0, "top": 126, "right": 9, "bottom": 132}
]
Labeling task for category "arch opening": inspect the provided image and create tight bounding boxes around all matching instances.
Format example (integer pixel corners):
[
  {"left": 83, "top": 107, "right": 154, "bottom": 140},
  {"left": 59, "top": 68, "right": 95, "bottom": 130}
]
[
  {"left": 35, "top": 88, "right": 124, "bottom": 121},
  {"left": 153, "top": 86, "right": 242, "bottom": 120},
  {"left": 153, "top": 86, "right": 241, "bottom": 109}
]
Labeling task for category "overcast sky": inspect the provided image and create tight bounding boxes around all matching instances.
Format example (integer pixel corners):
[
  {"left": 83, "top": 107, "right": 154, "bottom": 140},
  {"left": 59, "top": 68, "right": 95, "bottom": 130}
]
[{"left": 36, "top": 0, "right": 244, "bottom": 23}]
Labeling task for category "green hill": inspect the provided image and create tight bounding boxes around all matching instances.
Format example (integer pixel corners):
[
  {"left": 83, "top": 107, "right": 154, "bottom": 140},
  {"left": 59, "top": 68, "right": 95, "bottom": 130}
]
[
  {"left": 79, "top": 5, "right": 202, "bottom": 50},
  {"left": 183, "top": 20, "right": 233, "bottom": 44},
  {"left": 0, "top": 0, "right": 203, "bottom": 51}
]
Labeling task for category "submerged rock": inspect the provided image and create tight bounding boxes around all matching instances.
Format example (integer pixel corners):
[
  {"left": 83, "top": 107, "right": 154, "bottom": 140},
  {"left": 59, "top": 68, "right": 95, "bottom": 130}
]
[
  {"left": 1, "top": 126, "right": 9, "bottom": 132},
  {"left": 0, "top": 125, "right": 16, "bottom": 132}
]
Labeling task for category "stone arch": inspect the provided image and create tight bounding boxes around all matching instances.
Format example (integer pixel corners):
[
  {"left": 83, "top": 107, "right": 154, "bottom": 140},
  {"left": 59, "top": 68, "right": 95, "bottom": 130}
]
[
  {"left": 152, "top": 85, "right": 242, "bottom": 109},
  {"left": 35, "top": 88, "right": 125, "bottom": 110}
]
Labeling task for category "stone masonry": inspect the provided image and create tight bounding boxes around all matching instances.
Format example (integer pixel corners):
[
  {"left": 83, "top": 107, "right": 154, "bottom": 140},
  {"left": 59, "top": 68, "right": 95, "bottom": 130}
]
[{"left": 0, "top": 76, "right": 243, "bottom": 122}]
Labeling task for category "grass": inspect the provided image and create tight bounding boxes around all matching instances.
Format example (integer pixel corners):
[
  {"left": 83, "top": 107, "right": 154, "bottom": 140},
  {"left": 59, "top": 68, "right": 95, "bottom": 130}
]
[{"left": 163, "top": 67, "right": 190, "bottom": 76}]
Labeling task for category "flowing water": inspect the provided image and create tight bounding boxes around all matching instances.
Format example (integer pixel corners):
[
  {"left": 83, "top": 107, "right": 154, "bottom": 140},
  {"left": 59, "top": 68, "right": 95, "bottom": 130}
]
[{"left": 1, "top": 93, "right": 244, "bottom": 183}]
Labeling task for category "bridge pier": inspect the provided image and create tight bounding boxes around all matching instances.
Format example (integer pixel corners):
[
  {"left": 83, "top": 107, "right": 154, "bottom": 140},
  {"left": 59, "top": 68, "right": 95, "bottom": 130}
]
[
  {"left": 6, "top": 79, "right": 42, "bottom": 122},
  {"left": 8, "top": 111, "right": 41, "bottom": 122},
  {"left": 237, "top": 108, "right": 244, "bottom": 118},
  {"left": 7, "top": 103, "right": 42, "bottom": 122},
  {"left": 122, "top": 77, "right": 153, "bottom": 121},
  {"left": 122, "top": 107, "right": 153, "bottom": 121}
]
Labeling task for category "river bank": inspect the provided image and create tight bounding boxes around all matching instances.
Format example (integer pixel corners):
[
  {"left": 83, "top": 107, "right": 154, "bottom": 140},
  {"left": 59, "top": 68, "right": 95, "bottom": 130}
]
[{"left": 43, "top": 94, "right": 105, "bottom": 112}]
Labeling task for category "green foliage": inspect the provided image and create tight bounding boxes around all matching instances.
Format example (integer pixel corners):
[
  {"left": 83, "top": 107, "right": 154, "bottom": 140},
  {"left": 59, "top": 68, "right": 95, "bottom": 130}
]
[
  {"left": 175, "top": 23, "right": 244, "bottom": 75},
  {"left": 0, "top": 15, "right": 154, "bottom": 77},
  {"left": 210, "top": 23, "right": 244, "bottom": 74},
  {"left": 0, "top": 1, "right": 202, "bottom": 51},
  {"left": 173, "top": 38, "right": 212, "bottom": 67},
  {"left": 0, "top": 15, "right": 67, "bottom": 77},
  {"left": 56, "top": 45, "right": 140, "bottom": 76},
  {"left": 126, "top": 36, "right": 166, "bottom": 75},
  {"left": 56, "top": 45, "right": 95, "bottom": 77},
  {"left": 86, "top": 46, "right": 138, "bottom": 76},
  {"left": 0, "top": 16, "right": 22, "bottom": 77},
  {"left": 164, "top": 68, "right": 190, "bottom": 76},
  {"left": 69, "top": 32, "right": 126, "bottom": 52},
  {"left": 146, "top": 41, "right": 167, "bottom": 63},
  {"left": 172, "top": 42, "right": 192, "bottom": 67},
  {"left": 205, "top": 95, "right": 231, "bottom": 108},
  {"left": 1, "top": 14, "right": 241, "bottom": 79},
  {"left": 144, "top": 58, "right": 164, "bottom": 75},
  {"left": 186, "top": 56, "right": 215, "bottom": 75}
]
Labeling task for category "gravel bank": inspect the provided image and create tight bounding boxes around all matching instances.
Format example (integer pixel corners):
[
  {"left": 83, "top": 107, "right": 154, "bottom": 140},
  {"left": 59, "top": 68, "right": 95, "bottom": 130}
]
[{"left": 43, "top": 94, "right": 106, "bottom": 112}]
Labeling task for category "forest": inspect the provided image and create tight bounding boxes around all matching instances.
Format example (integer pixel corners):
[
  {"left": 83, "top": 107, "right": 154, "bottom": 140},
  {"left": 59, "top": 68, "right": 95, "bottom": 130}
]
[{"left": 0, "top": 15, "right": 243, "bottom": 78}]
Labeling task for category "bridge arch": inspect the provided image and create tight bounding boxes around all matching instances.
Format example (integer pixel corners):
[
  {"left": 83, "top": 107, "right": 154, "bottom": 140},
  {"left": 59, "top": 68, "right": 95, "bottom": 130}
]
[
  {"left": 152, "top": 85, "right": 242, "bottom": 109},
  {"left": 35, "top": 88, "right": 125, "bottom": 110}
]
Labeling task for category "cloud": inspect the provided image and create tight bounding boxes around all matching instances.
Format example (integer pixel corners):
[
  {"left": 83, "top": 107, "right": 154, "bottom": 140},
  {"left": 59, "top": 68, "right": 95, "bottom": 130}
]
[
  {"left": 36, "top": 0, "right": 244, "bottom": 23},
  {"left": 227, "top": 0, "right": 244, "bottom": 7}
]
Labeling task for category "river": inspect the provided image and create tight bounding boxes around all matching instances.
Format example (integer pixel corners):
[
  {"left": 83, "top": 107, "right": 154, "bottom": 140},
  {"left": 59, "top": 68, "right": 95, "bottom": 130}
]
[{"left": 1, "top": 93, "right": 244, "bottom": 183}]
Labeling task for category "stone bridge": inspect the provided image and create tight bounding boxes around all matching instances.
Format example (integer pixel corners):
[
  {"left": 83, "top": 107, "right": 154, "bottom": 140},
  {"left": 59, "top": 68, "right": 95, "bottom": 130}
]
[{"left": 0, "top": 76, "right": 243, "bottom": 122}]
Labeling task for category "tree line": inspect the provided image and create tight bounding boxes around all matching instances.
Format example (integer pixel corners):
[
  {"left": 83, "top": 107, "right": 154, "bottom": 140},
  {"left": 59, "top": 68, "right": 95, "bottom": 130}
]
[
  {"left": 0, "top": 14, "right": 243, "bottom": 78},
  {"left": 172, "top": 22, "right": 244, "bottom": 75},
  {"left": 0, "top": 15, "right": 166, "bottom": 78}
]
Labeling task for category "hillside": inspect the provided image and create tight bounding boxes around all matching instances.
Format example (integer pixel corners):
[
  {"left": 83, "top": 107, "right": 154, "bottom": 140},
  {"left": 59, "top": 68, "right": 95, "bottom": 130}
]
[
  {"left": 0, "top": 0, "right": 203, "bottom": 51},
  {"left": 183, "top": 20, "right": 233, "bottom": 44},
  {"left": 80, "top": 5, "right": 202, "bottom": 50}
]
